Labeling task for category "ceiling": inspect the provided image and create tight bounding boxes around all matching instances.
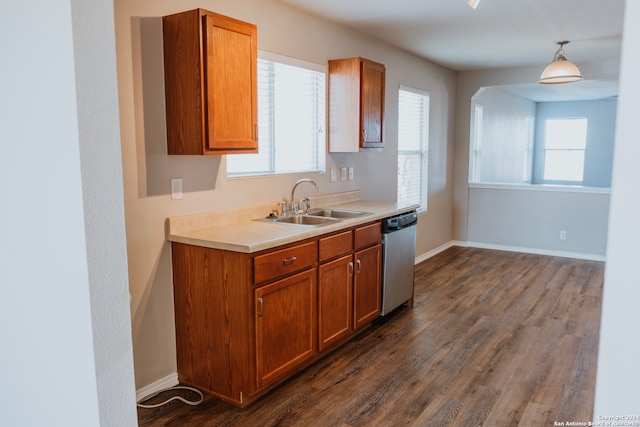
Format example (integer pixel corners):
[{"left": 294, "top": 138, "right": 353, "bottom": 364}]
[{"left": 275, "top": 0, "right": 625, "bottom": 72}]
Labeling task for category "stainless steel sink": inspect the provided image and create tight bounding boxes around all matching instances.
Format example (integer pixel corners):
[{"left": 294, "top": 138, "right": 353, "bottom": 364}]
[
  {"left": 255, "top": 207, "right": 373, "bottom": 227},
  {"left": 306, "top": 208, "right": 373, "bottom": 219},
  {"left": 256, "top": 214, "right": 340, "bottom": 227},
  {"left": 273, "top": 215, "right": 340, "bottom": 226}
]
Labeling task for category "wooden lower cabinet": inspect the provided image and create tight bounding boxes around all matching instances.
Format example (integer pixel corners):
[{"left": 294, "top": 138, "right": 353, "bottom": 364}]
[
  {"left": 170, "top": 221, "right": 383, "bottom": 407},
  {"left": 318, "top": 255, "right": 353, "bottom": 351},
  {"left": 318, "top": 245, "right": 383, "bottom": 350},
  {"left": 171, "top": 242, "right": 255, "bottom": 406},
  {"left": 318, "top": 223, "right": 382, "bottom": 350},
  {"left": 255, "top": 269, "right": 317, "bottom": 389},
  {"left": 354, "top": 244, "right": 382, "bottom": 329}
]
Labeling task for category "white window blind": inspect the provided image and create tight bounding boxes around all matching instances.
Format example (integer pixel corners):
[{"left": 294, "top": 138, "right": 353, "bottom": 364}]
[
  {"left": 470, "top": 103, "right": 484, "bottom": 183},
  {"left": 523, "top": 115, "right": 535, "bottom": 182},
  {"left": 227, "top": 54, "right": 326, "bottom": 177},
  {"left": 543, "top": 117, "right": 587, "bottom": 182},
  {"left": 397, "top": 86, "right": 429, "bottom": 211},
  {"left": 469, "top": 105, "right": 534, "bottom": 185}
]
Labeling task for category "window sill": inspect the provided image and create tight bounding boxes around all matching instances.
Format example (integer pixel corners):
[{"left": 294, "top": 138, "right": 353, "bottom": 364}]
[{"left": 468, "top": 182, "right": 610, "bottom": 194}]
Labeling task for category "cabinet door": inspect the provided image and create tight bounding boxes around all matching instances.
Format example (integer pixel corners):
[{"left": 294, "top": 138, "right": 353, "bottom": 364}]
[
  {"left": 360, "top": 59, "right": 385, "bottom": 149},
  {"left": 318, "top": 255, "right": 353, "bottom": 351},
  {"left": 255, "top": 269, "right": 317, "bottom": 389},
  {"left": 163, "top": 9, "right": 258, "bottom": 155},
  {"left": 328, "top": 57, "right": 385, "bottom": 152},
  {"left": 353, "top": 244, "right": 382, "bottom": 329},
  {"left": 203, "top": 13, "right": 258, "bottom": 154}
]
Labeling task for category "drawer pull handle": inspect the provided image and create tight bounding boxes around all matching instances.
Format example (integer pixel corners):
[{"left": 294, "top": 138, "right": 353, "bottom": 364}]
[
  {"left": 258, "top": 297, "right": 263, "bottom": 317},
  {"left": 282, "top": 256, "right": 297, "bottom": 266},
  {"left": 356, "top": 259, "right": 361, "bottom": 274}
]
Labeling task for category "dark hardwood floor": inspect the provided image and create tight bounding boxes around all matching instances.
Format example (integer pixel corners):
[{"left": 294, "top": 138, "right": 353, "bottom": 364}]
[{"left": 138, "top": 247, "right": 604, "bottom": 426}]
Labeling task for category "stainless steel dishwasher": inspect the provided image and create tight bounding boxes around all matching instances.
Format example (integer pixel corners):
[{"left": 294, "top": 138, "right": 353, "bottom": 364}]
[{"left": 381, "top": 211, "right": 418, "bottom": 315}]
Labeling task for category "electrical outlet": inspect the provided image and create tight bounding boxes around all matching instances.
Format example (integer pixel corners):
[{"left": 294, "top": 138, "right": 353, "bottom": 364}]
[
  {"left": 340, "top": 167, "right": 347, "bottom": 181},
  {"left": 559, "top": 230, "right": 567, "bottom": 240},
  {"left": 348, "top": 166, "right": 354, "bottom": 181},
  {"left": 330, "top": 168, "right": 337, "bottom": 183},
  {"left": 171, "top": 178, "right": 183, "bottom": 200}
]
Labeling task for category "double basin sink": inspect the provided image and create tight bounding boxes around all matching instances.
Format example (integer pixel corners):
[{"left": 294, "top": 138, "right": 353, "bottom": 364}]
[{"left": 258, "top": 208, "right": 373, "bottom": 227}]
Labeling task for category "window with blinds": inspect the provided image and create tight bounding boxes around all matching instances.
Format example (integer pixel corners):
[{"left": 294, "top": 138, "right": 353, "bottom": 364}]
[
  {"left": 469, "top": 100, "right": 535, "bottom": 185},
  {"left": 227, "top": 53, "right": 326, "bottom": 177},
  {"left": 397, "top": 86, "right": 429, "bottom": 211},
  {"left": 470, "top": 103, "right": 484, "bottom": 183}
]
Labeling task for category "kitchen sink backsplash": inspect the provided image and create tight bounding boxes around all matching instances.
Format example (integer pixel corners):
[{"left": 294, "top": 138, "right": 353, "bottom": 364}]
[{"left": 167, "top": 190, "right": 361, "bottom": 235}]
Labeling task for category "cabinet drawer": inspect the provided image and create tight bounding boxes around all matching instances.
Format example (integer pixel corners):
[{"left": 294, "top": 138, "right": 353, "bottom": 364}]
[
  {"left": 319, "top": 231, "right": 353, "bottom": 263},
  {"left": 254, "top": 241, "right": 317, "bottom": 284},
  {"left": 354, "top": 222, "right": 381, "bottom": 250}
]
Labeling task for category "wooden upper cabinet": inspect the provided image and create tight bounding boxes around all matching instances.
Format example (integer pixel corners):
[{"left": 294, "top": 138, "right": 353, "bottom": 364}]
[
  {"left": 328, "top": 57, "right": 385, "bottom": 152},
  {"left": 162, "top": 9, "right": 258, "bottom": 155}
]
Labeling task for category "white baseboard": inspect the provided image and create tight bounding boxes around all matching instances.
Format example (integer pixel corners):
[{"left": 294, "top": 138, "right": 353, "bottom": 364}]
[
  {"left": 466, "top": 241, "right": 606, "bottom": 262},
  {"left": 414, "top": 240, "right": 605, "bottom": 263},
  {"left": 136, "top": 372, "right": 179, "bottom": 403},
  {"left": 415, "top": 240, "right": 466, "bottom": 264}
]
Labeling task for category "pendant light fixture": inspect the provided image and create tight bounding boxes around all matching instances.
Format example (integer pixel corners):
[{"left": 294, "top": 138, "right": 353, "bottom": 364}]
[
  {"left": 467, "top": 0, "right": 480, "bottom": 9},
  {"left": 538, "top": 41, "right": 584, "bottom": 84}
]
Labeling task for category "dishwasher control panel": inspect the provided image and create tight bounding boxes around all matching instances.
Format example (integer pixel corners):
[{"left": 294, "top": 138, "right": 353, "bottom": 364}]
[{"left": 382, "top": 211, "right": 418, "bottom": 232}]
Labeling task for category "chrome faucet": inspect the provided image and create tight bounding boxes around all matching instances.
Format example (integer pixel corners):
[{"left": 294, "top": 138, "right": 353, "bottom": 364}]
[{"left": 290, "top": 179, "right": 320, "bottom": 214}]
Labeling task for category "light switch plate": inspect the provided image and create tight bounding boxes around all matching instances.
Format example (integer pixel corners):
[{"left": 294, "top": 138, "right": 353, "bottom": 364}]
[
  {"left": 348, "top": 166, "right": 354, "bottom": 181},
  {"left": 330, "top": 168, "right": 337, "bottom": 183},
  {"left": 340, "top": 167, "right": 347, "bottom": 181},
  {"left": 171, "top": 178, "right": 183, "bottom": 200}
]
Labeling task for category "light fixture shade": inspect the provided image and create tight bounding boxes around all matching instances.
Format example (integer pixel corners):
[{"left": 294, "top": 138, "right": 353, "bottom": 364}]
[
  {"left": 467, "top": 0, "right": 480, "bottom": 9},
  {"left": 538, "top": 41, "right": 583, "bottom": 84},
  {"left": 539, "top": 59, "right": 583, "bottom": 84}
]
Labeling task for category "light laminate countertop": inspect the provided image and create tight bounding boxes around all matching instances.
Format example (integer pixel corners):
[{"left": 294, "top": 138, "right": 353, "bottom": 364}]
[{"left": 167, "top": 199, "right": 419, "bottom": 253}]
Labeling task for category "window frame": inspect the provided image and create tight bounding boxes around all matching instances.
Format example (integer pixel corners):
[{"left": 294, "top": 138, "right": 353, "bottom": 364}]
[
  {"left": 397, "top": 85, "right": 430, "bottom": 212},
  {"left": 541, "top": 116, "right": 588, "bottom": 184},
  {"left": 226, "top": 51, "right": 326, "bottom": 179}
]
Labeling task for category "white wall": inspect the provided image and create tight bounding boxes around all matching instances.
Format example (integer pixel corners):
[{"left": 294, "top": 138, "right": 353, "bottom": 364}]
[
  {"left": 468, "top": 186, "right": 609, "bottom": 258},
  {"left": 115, "top": 0, "right": 457, "bottom": 391},
  {"left": 71, "top": 0, "right": 139, "bottom": 423},
  {"left": 594, "top": 0, "right": 640, "bottom": 416},
  {"left": 0, "top": 0, "right": 137, "bottom": 425}
]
